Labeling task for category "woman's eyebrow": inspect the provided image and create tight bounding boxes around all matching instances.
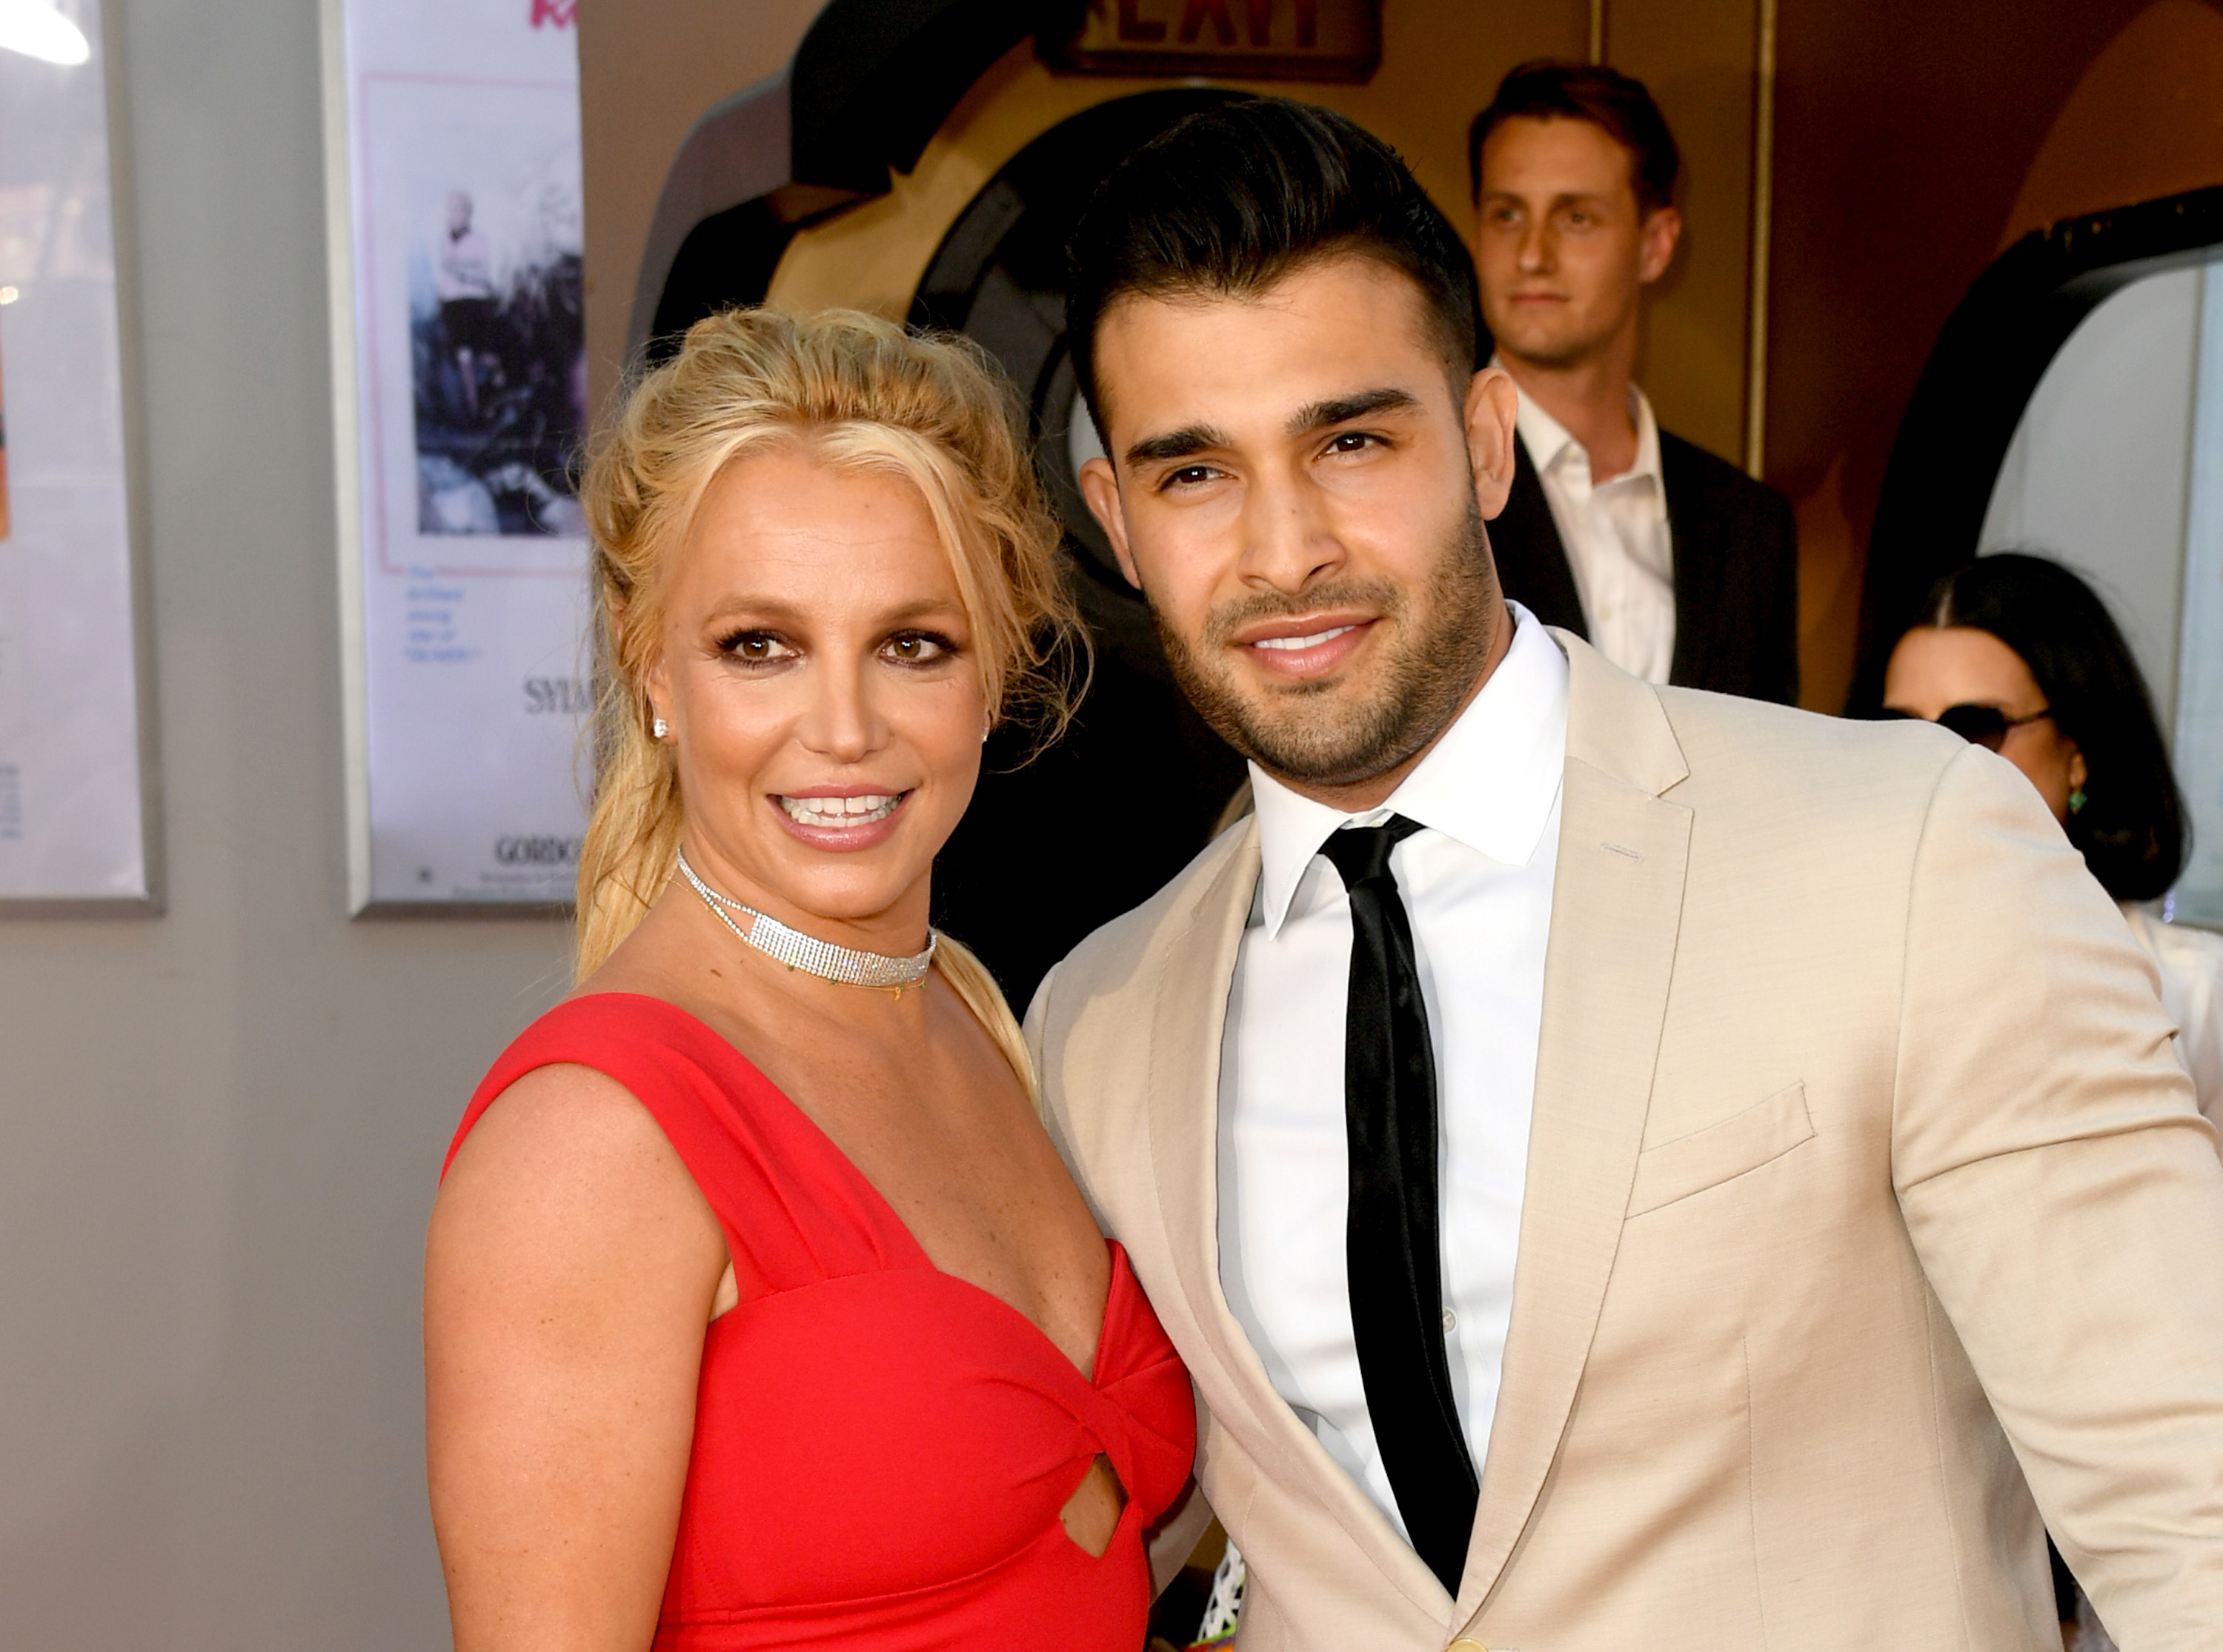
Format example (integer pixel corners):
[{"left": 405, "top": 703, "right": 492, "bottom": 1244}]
[{"left": 698, "top": 595, "right": 963, "bottom": 628}]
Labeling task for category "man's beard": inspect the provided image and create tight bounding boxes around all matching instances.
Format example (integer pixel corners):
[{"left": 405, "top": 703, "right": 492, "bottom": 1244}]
[{"left": 1149, "top": 498, "right": 1501, "bottom": 791}]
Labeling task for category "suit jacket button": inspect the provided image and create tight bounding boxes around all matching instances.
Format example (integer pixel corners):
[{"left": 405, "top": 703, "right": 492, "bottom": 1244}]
[{"left": 1447, "top": 1640, "right": 1489, "bottom": 1651}]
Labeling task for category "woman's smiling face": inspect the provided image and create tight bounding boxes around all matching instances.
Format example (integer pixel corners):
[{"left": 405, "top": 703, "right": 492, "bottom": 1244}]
[{"left": 645, "top": 443, "right": 986, "bottom": 947}]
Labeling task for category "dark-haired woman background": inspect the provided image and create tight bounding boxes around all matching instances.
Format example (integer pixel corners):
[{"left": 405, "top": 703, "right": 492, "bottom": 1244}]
[{"left": 1881, "top": 553, "right": 2221, "bottom": 1136}]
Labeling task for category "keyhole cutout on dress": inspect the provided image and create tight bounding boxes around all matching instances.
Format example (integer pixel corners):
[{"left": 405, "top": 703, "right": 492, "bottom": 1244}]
[{"left": 1059, "top": 1453, "right": 1128, "bottom": 1558}]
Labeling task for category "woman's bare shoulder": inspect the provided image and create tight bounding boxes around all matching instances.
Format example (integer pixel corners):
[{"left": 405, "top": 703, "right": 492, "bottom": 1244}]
[{"left": 438, "top": 1058, "right": 714, "bottom": 1261}]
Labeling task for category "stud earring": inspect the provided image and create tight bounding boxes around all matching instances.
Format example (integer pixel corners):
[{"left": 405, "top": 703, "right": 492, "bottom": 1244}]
[
  {"left": 653, "top": 716, "right": 668, "bottom": 741},
  {"left": 2068, "top": 787, "right": 2087, "bottom": 814}
]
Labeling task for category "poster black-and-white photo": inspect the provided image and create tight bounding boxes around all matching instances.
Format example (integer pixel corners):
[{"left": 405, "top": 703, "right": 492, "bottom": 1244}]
[
  {"left": 0, "top": 0, "right": 156, "bottom": 905},
  {"left": 328, "top": 0, "right": 588, "bottom": 907},
  {"left": 408, "top": 130, "right": 585, "bottom": 539}
]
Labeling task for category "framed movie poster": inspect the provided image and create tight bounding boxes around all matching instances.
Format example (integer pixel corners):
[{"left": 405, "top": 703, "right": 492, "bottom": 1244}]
[
  {"left": 0, "top": 0, "right": 159, "bottom": 907},
  {"left": 322, "top": 0, "right": 589, "bottom": 910}
]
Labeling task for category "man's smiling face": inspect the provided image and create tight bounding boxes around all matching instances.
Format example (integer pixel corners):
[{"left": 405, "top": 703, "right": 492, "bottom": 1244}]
[{"left": 1077, "top": 253, "right": 1521, "bottom": 807}]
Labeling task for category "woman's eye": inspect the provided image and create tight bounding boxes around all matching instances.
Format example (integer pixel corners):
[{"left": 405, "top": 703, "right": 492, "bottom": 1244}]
[
  {"left": 719, "top": 630, "right": 794, "bottom": 663},
  {"left": 883, "top": 631, "right": 954, "bottom": 665}
]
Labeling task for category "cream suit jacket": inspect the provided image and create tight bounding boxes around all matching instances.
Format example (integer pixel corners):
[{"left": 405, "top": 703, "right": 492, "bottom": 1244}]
[{"left": 1025, "top": 634, "right": 2223, "bottom": 1652}]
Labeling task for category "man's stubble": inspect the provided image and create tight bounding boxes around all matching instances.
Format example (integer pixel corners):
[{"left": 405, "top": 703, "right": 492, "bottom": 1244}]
[
  {"left": 1486, "top": 294, "right": 1627, "bottom": 376},
  {"left": 1149, "top": 496, "right": 1501, "bottom": 793}
]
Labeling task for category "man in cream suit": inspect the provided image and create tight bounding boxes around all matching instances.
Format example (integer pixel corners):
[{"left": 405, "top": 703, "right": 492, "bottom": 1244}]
[{"left": 1034, "top": 98, "right": 2223, "bottom": 1650}]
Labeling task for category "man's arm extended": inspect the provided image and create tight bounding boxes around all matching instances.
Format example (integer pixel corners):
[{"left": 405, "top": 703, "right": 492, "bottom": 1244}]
[{"left": 1895, "top": 745, "right": 2223, "bottom": 1646}]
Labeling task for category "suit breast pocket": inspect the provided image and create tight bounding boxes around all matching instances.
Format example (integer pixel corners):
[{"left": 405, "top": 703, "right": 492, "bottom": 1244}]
[{"left": 1627, "top": 1082, "right": 1814, "bottom": 1217}]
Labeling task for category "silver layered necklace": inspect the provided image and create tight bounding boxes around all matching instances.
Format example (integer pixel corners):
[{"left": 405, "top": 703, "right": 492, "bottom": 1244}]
[{"left": 674, "top": 845, "right": 936, "bottom": 991}]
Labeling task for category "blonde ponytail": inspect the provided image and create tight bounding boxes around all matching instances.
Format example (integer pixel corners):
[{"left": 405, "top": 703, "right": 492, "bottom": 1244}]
[
  {"left": 571, "top": 307, "right": 1083, "bottom": 982},
  {"left": 933, "top": 936, "right": 1040, "bottom": 1108},
  {"left": 571, "top": 597, "right": 683, "bottom": 976}
]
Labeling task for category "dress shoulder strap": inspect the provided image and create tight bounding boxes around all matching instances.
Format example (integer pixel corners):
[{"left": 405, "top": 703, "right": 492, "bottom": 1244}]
[{"left": 442, "top": 993, "right": 914, "bottom": 1293}]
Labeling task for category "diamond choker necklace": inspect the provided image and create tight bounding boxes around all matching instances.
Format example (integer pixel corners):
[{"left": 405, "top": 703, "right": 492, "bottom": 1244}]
[{"left": 675, "top": 846, "right": 937, "bottom": 991}]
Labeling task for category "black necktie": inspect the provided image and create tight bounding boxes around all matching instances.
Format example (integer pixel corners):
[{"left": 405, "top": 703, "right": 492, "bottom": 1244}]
[{"left": 1318, "top": 814, "right": 1478, "bottom": 1593}]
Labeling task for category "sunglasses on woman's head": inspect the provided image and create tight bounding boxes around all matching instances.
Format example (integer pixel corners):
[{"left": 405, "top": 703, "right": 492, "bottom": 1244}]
[{"left": 1879, "top": 703, "right": 2051, "bottom": 753}]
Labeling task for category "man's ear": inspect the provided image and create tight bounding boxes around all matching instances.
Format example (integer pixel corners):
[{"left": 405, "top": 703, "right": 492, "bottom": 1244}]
[
  {"left": 1077, "top": 456, "right": 1144, "bottom": 590},
  {"left": 1464, "top": 365, "right": 1521, "bottom": 520},
  {"left": 1638, "top": 204, "right": 1682, "bottom": 285}
]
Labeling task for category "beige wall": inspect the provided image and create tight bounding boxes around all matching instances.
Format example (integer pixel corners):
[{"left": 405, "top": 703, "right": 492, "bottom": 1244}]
[
  {"left": 582, "top": 1, "right": 1774, "bottom": 473},
  {"left": 0, "top": 0, "right": 571, "bottom": 1639}
]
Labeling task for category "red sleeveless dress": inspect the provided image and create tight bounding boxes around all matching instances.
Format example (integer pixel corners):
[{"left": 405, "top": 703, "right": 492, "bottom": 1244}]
[{"left": 444, "top": 993, "right": 1195, "bottom": 1651}]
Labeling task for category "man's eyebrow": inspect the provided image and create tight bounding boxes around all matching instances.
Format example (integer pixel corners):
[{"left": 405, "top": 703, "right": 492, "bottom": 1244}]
[
  {"left": 1289, "top": 387, "right": 1420, "bottom": 433},
  {"left": 1124, "top": 423, "right": 1234, "bottom": 467},
  {"left": 1481, "top": 188, "right": 1610, "bottom": 208}
]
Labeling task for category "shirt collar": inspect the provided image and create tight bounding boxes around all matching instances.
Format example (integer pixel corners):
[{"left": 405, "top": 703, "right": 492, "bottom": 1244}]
[
  {"left": 1628, "top": 383, "right": 1663, "bottom": 484},
  {"left": 1247, "top": 602, "right": 1569, "bottom": 936},
  {"left": 1497, "top": 353, "right": 1662, "bottom": 487}
]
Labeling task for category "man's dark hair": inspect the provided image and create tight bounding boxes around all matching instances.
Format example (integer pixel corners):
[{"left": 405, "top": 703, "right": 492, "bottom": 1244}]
[
  {"left": 1466, "top": 60, "right": 1680, "bottom": 216},
  {"left": 1908, "top": 553, "right": 2189, "bottom": 903},
  {"left": 1065, "top": 97, "right": 1480, "bottom": 436}
]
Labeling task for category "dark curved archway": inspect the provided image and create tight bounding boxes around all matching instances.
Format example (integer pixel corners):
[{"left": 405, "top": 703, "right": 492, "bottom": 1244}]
[{"left": 1855, "top": 184, "right": 2223, "bottom": 706}]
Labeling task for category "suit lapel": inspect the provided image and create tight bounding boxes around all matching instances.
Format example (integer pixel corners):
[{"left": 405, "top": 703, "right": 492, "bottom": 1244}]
[
  {"left": 1455, "top": 636, "right": 1694, "bottom": 1622},
  {"left": 1143, "top": 822, "right": 1454, "bottom": 1618}
]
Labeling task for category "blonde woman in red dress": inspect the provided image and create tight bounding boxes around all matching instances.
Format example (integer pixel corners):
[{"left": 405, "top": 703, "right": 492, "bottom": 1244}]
[{"left": 425, "top": 309, "right": 1197, "bottom": 1651}]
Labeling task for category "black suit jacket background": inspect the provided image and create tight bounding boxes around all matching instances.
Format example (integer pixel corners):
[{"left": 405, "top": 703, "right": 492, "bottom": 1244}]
[{"left": 1489, "top": 427, "right": 1800, "bottom": 705}]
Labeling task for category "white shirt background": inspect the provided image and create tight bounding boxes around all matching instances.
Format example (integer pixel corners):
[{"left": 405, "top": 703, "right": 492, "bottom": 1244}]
[
  {"left": 2123, "top": 902, "right": 2223, "bottom": 1139},
  {"left": 1216, "top": 608, "right": 1567, "bottom": 1539},
  {"left": 1510, "top": 373, "right": 1676, "bottom": 685}
]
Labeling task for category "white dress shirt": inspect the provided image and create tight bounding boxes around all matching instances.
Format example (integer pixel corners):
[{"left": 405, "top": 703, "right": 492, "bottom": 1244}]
[
  {"left": 1508, "top": 368, "right": 1675, "bottom": 685},
  {"left": 2122, "top": 902, "right": 2223, "bottom": 1142},
  {"left": 1217, "top": 607, "right": 1567, "bottom": 1542}
]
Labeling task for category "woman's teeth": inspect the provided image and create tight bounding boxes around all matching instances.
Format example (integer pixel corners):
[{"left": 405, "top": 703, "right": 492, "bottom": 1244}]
[
  {"left": 779, "top": 793, "right": 901, "bottom": 829},
  {"left": 1253, "top": 625, "right": 1355, "bottom": 651}
]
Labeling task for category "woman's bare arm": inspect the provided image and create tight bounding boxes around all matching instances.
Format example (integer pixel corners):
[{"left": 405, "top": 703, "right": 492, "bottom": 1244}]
[{"left": 425, "top": 1065, "right": 729, "bottom": 1651}]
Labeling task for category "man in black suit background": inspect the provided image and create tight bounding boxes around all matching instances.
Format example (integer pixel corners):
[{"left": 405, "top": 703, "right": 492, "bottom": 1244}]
[{"left": 1470, "top": 61, "right": 1799, "bottom": 703}]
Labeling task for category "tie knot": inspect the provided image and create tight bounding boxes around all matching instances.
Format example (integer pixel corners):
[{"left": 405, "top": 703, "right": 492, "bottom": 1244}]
[{"left": 1317, "top": 813, "right": 1424, "bottom": 890}]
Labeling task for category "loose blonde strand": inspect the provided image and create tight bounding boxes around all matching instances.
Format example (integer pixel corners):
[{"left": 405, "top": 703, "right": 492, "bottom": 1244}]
[{"left": 931, "top": 936, "right": 1039, "bottom": 1107}]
